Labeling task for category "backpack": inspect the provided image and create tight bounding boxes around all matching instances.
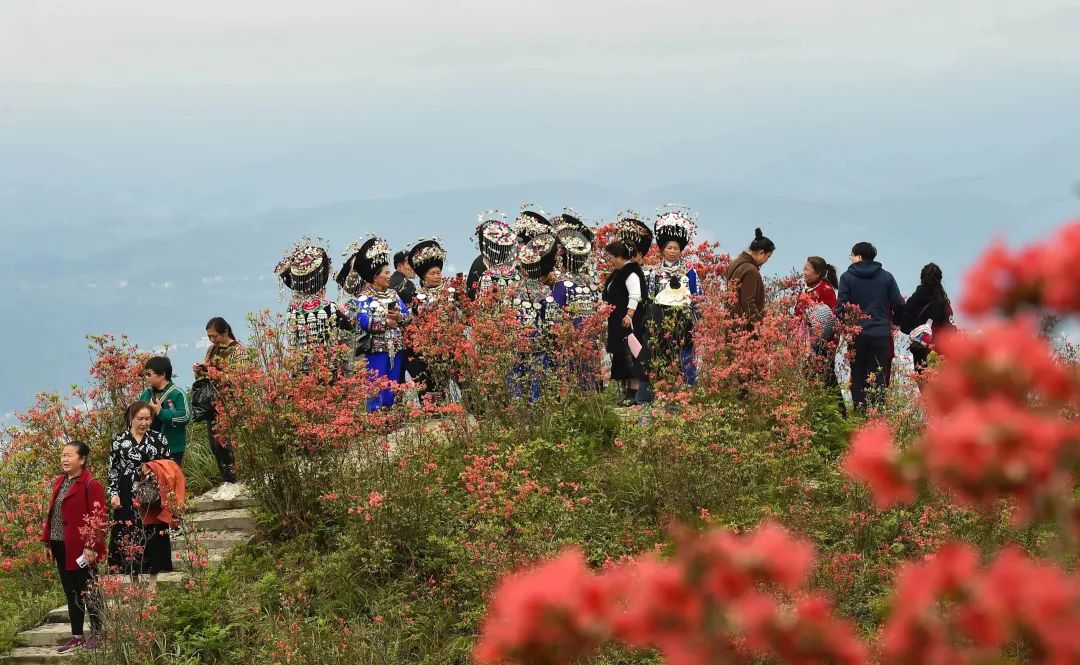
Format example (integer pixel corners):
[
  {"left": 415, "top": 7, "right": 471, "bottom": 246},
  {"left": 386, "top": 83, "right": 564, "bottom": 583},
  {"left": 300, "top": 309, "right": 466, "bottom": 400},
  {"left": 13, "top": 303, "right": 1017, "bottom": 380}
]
[
  {"left": 189, "top": 378, "right": 217, "bottom": 422},
  {"left": 909, "top": 319, "right": 935, "bottom": 352}
]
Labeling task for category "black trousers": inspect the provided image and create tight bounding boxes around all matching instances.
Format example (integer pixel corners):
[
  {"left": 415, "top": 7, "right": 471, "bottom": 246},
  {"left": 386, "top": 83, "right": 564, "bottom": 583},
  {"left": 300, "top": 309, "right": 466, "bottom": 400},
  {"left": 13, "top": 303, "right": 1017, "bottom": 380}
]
[
  {"left": 911, "top": 346, "right": 931, "bottom": 373},
  {"left": 207, "top": 418, "right": 235, "bottom": 483},
  {"left": 850, "top": 336, "right": 894, "bottom": 412},
  {"left": 50, "top": 541, "right": 100, "bottom": 636}
]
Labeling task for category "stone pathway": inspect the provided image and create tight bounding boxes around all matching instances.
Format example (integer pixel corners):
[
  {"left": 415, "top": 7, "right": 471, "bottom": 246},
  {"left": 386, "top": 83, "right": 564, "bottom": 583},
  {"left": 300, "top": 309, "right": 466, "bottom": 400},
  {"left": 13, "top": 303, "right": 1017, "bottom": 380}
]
[{"left": 1, "top": 484, "right": 256, "bottom": 664}]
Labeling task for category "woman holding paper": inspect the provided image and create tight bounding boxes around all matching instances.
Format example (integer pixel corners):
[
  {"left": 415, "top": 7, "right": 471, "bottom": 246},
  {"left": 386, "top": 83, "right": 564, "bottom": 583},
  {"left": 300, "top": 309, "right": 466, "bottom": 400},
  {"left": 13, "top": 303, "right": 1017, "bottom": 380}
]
[{"left": 602, "top": 240, "right": 648, "bottom": 406}]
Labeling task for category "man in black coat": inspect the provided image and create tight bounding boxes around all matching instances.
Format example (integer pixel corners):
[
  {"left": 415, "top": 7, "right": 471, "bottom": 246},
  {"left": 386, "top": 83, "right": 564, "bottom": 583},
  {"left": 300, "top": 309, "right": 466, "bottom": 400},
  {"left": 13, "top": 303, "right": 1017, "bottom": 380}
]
[
  {"left": 390, "top": 251, "right": 417, "bottom": 307},
  {"left": 837, "top": 241, "right": 906, "bottom": 413}
]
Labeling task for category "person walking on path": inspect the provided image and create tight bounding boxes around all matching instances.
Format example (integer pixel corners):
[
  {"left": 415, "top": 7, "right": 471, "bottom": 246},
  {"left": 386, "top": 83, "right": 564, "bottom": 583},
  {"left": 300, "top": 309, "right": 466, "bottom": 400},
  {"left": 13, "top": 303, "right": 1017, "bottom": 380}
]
[
  {"left": 138, "top": 356, "right": 190, "bottom": 467},
  {"left": 900, "top": 262, "right": 954, "bottom": 373},
  {"left": 837, "top": 241, "right": 906, "bottom": 412},
  {"left": 41, "top": 441, "right": 107, "bottom": 653}
]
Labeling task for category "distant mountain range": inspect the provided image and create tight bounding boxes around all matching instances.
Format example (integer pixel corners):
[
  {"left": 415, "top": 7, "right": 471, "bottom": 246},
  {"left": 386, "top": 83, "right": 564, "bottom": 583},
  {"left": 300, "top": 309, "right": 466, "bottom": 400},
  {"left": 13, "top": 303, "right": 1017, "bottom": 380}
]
[{"left": 2, "top": 157, "right": 1077, "bottom": 418}]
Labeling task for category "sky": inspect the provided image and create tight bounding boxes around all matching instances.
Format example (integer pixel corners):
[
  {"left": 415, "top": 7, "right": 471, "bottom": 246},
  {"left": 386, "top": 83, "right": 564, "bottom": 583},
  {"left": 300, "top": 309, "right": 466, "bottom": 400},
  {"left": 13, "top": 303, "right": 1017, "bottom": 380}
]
[{"left": 1, "top": 0, "right": 1079, "bottom": 418}]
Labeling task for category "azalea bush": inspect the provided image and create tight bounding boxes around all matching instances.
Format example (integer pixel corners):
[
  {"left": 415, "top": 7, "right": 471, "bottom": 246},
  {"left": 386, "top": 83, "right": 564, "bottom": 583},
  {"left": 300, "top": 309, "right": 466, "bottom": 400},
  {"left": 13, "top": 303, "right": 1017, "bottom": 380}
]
[
  {"left": 6, "top": 218, "right": 1080, "bottom": 665},
  {"left": 214, "top": 310, "right": 401, "bottom": 538},
  {"left": 474, "top": 219, "right": 1080, "bottom": 665}
]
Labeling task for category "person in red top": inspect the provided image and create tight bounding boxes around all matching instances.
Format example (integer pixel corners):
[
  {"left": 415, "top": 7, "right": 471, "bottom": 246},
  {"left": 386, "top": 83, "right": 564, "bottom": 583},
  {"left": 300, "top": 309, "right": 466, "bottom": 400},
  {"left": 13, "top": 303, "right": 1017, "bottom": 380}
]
[
  {"left": 41, "top": 440, "right": 107, "bottom": 653},
  {"left": 800, "top": 257, "right": 846, "bottom": 416}
]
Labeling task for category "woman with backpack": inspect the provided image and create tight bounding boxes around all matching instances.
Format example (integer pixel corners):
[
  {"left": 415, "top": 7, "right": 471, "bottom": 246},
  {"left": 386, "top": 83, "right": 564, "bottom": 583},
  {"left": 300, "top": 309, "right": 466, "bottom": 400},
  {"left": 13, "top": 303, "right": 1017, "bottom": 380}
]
[
  {"left": 901, "top": 263, "right": 955, "bottom": 373},
  {"left": 41, "top": 441, "right": 107, "bottom": 653},
  {"left": 193, "top": 317, "right": 243, "bottom": 486}
]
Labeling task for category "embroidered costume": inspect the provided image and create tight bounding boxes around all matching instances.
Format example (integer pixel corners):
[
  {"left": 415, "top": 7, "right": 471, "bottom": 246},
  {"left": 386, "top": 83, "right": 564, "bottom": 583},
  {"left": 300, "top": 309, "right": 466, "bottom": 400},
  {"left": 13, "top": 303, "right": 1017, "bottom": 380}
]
[
  {"left": 275, "top": 238, "right": 353, "bottom": 365},
  {"left": 509, "top": 233, "right": 562, "bottom": 401},
  {"left": 552, "top": 228, "right": 599, "bottom": 322},
  {"left": 553, "top": 226, "right": 603, "bottom": 390},
  {"left": 350, "top": 236, "right": 409, "bottom": 411},
  {"left": 407, "top": 238, "right": 459, "bottom": 402},
  {"left": 641, "top": 205, "right": 701, "bottom": 386}
]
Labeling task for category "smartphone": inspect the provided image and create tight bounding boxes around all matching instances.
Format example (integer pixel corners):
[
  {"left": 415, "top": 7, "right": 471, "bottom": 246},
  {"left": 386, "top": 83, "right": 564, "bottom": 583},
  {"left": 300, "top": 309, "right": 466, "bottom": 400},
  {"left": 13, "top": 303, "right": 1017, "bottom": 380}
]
[{"left": 76, "top": 554, "right": 89, "bottom": 569}]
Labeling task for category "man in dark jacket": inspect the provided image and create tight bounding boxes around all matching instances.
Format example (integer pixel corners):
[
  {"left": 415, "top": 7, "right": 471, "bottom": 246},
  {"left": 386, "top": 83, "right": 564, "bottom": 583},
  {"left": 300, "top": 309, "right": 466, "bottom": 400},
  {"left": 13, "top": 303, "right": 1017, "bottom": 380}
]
[
  {"left": 837, "top": 241, "right": 905, "bottom": 412},
  {"left": 389, "top": 251, "right": 417, "bottom": 307}
]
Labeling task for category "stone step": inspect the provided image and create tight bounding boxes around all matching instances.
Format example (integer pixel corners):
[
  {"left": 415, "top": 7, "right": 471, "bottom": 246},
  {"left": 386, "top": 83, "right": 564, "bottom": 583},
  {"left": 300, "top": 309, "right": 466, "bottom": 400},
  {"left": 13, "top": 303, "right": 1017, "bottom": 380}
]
[
  {"left": 43, "top": 608, "right": 68, "bottom": 625},
  {"left": 183, "top": 529, "right": 251, "bottom": 552},
  {"left": 153, "top": 571, "right": 184, "bottom": 589},
  {"left": 185, "top": 496, "right": 256, "bottom": 514},
  {"left": 185, "top": 484, "right": 254, "bottom": 514},
  {"left": 0, "top": 646, "right": 72, "bottom": 664},
  {"left": 15, "top": 625, "right": 69, "bottom": 649},
  {"left": 184, "top": 508, "right": 255, "bottom": 532}
]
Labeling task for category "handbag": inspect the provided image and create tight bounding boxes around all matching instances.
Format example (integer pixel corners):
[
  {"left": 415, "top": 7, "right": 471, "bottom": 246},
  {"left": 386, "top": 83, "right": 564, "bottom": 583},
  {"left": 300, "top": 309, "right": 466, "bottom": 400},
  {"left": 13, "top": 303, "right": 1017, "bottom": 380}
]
[
  {"left": 805, "top": 303, "right": 837, "bottom": 343},
  {"left": 190, "top": 377, "right": 216, "bottom": 423},
  {"left": 353, "top": 328, "right": 373, "bottom": 356},
  {"left": 134, "top": 471, "right": 162, "bottom": 511},
  {"left": 907, "top": 302, "right": 935, "bottom": 352}
]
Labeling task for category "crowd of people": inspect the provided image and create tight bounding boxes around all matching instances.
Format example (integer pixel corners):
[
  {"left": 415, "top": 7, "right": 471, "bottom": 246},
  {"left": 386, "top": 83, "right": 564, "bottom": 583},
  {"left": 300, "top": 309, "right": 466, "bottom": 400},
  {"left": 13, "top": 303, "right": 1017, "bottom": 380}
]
[{"left": 38, "top": 203, "right": 955, "bottom": 654}]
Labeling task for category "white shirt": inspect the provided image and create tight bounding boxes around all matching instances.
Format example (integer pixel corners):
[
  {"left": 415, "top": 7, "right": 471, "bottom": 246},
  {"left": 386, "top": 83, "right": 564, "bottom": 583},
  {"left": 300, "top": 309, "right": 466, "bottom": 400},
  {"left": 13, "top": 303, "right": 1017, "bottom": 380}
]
[{"left": 626, "top": 272, "right": 641, "bottom": 311}]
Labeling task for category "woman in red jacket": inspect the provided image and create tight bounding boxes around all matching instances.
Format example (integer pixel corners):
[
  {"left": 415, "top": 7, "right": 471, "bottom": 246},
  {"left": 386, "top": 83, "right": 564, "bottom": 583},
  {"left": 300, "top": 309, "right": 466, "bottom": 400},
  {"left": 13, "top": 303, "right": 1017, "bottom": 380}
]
[
  {"left": 41, "top": 440, "right": 107, "bottom": 653},
  {"left": 800, "top": 256, "right": 846, "bottom": 417}
]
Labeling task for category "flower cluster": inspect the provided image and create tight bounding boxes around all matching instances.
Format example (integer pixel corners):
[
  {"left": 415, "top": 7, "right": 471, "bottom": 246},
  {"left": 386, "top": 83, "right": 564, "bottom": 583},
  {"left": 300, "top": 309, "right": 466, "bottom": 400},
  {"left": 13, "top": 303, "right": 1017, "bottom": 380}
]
[
  {"left": 844, "top": 316, "right": 1079, "bottom": 522},
  {"left": 962, "top": 220, "right": 1080, "bottom": 316},
  {"left": 882, "top": 542, "right": 1080, "bottom": 665},
  {"left": 475, "top": 522, "right": 867, "bottom": 665}
]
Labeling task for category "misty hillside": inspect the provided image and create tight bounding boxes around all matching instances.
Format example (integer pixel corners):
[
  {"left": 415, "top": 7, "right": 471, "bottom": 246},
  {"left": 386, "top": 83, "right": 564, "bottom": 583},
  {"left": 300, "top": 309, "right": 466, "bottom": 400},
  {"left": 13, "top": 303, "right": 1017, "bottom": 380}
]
[{"left": 3, "top": 163, "right": 1077, "bottom": 418}]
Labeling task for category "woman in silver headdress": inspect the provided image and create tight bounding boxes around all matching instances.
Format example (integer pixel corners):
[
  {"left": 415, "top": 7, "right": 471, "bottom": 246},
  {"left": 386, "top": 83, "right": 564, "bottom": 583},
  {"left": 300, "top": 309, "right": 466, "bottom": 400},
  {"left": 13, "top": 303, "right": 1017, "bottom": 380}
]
[
  {"left": 347, "top": 237, "right": 409, "bottom": 411},
  {"left": 643, "top": 204, "right": 701, "bottom": 387},
  {"left": 552, "top": 227, "right": 603, "bottom": 391},
  {"left": 472, "top": 212, "right": 521, "bottom": 297},
  {"left": 275, "top": 237, "right": 354, "bottom": 371},
  {"left": 509, "top": 233, "right": 562, "bottom": 402},
  {"left": 407, "top": 238, "right": 457, "bottom": 402},
  {"left": 552, "top": 227, "right": 599, "bottom": 324}
]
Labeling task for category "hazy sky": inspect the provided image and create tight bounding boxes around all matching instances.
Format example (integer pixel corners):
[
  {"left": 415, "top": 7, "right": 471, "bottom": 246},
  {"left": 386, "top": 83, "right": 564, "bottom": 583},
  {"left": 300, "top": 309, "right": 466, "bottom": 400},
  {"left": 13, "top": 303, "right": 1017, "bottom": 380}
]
[
  {"left": 4, "top": 1, "right": 1078, "bottom": 86},
  {"left": 3, "top": 1, "right": 1079, "bottom": 208}
]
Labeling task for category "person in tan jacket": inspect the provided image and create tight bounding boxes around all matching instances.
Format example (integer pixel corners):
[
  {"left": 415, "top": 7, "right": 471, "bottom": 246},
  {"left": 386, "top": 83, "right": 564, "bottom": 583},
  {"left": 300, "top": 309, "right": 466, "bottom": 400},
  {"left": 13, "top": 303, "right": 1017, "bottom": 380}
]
[{"left": 725, "top": 228, "right": 775, "bottom": 325}]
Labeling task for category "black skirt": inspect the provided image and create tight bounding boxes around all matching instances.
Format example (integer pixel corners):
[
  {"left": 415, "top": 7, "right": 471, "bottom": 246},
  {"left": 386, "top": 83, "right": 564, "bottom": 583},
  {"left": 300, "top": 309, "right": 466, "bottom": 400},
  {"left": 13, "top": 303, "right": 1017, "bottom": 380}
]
[{"left": 107, "top": 493, "right": 172, "bottom": 575}]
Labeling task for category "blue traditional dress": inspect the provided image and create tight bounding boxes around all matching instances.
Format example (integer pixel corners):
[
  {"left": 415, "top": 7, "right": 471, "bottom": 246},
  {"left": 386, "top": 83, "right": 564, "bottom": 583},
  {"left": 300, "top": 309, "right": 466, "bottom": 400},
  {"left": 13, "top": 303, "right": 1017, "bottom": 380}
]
[{"left": 353, "top": 286, "right": 409, "bottom": 411}]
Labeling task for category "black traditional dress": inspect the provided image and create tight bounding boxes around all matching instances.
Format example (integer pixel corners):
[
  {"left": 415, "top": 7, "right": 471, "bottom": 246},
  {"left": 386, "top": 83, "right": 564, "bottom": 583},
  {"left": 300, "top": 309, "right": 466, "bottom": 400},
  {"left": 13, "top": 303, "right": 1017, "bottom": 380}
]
[{"left": 602, "top": 262, "right": 648, "bottom": 381}]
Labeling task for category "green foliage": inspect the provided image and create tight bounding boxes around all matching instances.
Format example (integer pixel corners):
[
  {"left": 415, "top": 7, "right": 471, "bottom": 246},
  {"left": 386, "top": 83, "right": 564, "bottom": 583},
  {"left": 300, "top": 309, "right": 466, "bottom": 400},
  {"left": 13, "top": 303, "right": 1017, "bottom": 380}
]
[
  {"left": 0, "top": 586, "right": 64, "bottom": 653},
  {"left": 5, "top": 347, "right": 1006, "bottom": 663}
]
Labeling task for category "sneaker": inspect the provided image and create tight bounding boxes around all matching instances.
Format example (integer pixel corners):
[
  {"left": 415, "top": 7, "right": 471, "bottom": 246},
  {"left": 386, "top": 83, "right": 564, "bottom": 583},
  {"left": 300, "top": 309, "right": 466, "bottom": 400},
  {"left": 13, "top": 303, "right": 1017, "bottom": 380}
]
[
  {"left": 84, "top": 635, "right": 101, "bottom": 650},
  {"left": 57, "top": 636, "right": 85, "bottom": 653}
]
